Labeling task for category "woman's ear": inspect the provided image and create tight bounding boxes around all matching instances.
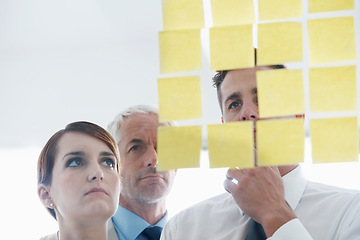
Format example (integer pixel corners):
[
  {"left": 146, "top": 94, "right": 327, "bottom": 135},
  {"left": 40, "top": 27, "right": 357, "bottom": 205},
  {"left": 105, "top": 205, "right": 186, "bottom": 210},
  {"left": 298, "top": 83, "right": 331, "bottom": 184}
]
[{"left": 38, "top": 184, "right": 54, "bottom": 209}]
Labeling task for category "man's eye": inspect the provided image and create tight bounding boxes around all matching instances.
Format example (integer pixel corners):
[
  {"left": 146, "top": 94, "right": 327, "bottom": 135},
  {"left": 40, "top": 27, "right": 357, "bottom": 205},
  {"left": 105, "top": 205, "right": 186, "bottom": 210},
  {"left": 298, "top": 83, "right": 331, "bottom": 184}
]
[
  {"left": 129, "top": 145, "right": 140, "bottom": 152},
  {"left": 229, "top": 101, "right": 241, "bottom": 110},
  {"left": 66, "top": 158, "right": 83, "bottom": 167},
  {"left": 103, "top": 158, "right": 115, "bottom": 169}
]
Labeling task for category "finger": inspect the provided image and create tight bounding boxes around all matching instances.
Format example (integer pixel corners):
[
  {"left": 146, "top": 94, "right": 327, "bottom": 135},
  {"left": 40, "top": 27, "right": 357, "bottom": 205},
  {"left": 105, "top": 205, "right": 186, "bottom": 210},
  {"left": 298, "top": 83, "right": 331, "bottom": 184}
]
[
  {"left": 269, "top": 165, "right": 281, "bottom": 175},
  {"left": 227, "top": 168, "right": 246, "bottom": 180},
  {"left": 236, "top": 166, "right": 247, "bottom": 174},
  {"left": 256, "top": 165, "right": 279, "bottom": 175},
  {"left": 223, "top": 178, "right": 237, "bottom": 193},
  {"left": 226, "top": 169, "right": 241, "bottom": 187},
  {"left": 226, "top": 169, "right": 234, "bottom": 180}
]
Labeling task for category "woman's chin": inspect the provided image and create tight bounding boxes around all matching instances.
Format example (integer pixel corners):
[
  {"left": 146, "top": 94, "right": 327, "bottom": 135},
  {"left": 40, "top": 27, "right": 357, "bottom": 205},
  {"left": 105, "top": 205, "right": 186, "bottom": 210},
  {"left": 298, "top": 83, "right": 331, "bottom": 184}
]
[{"left": 82, "top": 202, "right": 117, "bottom": 220}]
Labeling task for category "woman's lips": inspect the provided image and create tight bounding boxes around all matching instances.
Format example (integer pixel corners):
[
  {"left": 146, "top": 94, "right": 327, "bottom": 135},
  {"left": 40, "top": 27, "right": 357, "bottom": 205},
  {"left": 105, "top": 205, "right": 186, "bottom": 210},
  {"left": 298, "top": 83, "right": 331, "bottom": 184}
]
[{"left": 85, "top": 187, "right": 108, "bottom": 196}]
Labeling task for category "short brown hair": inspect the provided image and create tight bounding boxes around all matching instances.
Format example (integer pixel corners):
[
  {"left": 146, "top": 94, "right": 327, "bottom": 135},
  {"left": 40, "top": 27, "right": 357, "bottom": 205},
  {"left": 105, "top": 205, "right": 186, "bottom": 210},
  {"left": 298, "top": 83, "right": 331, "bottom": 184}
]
[{"left": 37, "top": 121, "right": 120, "bottom": 219}]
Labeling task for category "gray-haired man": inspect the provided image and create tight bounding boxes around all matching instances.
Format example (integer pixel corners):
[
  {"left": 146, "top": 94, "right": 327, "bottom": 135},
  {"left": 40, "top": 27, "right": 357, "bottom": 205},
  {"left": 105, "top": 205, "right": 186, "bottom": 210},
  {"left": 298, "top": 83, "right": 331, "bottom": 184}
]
[{"left": 107, "top": 105, "right": 176, "bottom": 240}]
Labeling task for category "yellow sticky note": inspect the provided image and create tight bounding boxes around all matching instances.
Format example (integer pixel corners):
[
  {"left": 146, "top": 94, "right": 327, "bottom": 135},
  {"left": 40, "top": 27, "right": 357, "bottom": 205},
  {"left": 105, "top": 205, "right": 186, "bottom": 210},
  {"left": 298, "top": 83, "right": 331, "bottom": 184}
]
[
  {"left": 308, "top": 17, "right": 356, "bottom": 64},
  {"left": 310, "top": 117, "right": 359, "bottom": 163},
  {"left": 207, "top": 122, "right": 254, "bottom": 169},
  {"left": 159, "top": 30, "right": 202, "bottom": 74},
  {"left": 256, "top": 119, "right": 304, "bottom": 166},
  {"left": 162, "top": 0, "right": 204, "bottom": 30},
  {"left": 309, "top": 0, "right": 354, "bottom": 13},
  {"left": 211, "top": 0, "right": 255, "bottom": 27},
  {"left": 257, "top": 69, "right": 305, "bottom": 118},
  {"left": 309, "top": 65, "right": 357, "bottom": 112},
  {"left": 157, "top": 125, "right": 202, "bottom": 171},
  {"left": 158, "top": 76, "right": 202, "bottom": 122},
  {"left": 259, "top": 0, "right": 303, "bottom": 21},
  {"left": 210, "top": 25, "right": 254, "bottom": 70},
  {"left": 258, "top": 22, "right": 302, "bottom": 65}
]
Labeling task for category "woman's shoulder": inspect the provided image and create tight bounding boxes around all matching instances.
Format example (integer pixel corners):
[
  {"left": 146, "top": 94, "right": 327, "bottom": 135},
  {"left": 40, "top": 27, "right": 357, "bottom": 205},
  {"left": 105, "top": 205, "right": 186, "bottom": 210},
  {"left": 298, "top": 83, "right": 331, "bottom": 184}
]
[{"left": 39, "top": 232, "right": 57, "bottom": 240}]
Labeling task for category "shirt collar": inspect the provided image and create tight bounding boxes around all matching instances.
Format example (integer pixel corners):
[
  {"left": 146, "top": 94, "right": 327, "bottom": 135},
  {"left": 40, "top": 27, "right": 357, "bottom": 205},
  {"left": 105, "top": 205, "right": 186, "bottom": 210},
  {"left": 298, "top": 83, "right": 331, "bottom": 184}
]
[
  {"left": 112, "top": 205, "right": 168, "bottom": 240},
  {"left": 283, "top": 165, "right": 308, "bottom": 211}
]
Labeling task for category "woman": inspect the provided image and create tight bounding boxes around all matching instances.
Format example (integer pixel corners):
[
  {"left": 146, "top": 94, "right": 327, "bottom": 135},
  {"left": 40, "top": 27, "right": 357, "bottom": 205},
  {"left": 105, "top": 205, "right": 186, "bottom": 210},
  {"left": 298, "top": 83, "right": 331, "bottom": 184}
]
[{"left": 37, "top": 121, "right": 121, "bottom": 240}]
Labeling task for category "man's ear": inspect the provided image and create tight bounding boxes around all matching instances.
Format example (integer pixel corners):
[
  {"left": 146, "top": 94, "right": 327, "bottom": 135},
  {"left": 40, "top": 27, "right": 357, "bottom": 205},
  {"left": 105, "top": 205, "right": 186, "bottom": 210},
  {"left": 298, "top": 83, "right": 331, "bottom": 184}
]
[
  {"left": 221, "top": 116, "right": 224, "bottom": 124},
  {"left": 38, "top": 184, "right": 54, "bottom": 209}
]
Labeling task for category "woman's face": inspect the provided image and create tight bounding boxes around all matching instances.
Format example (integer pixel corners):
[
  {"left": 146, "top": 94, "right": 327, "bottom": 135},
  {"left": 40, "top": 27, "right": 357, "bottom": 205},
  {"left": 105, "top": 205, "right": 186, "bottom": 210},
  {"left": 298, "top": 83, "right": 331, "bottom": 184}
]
[{"left": 49, "top": 132, "right": 120, "bottom": 222}]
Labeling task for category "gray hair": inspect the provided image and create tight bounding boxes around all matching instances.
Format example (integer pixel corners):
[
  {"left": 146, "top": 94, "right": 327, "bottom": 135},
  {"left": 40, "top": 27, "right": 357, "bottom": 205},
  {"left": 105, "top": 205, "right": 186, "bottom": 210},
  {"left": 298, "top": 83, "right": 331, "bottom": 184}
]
[{"left": 107, "top": 105, "right": 159, "bottom": 143}]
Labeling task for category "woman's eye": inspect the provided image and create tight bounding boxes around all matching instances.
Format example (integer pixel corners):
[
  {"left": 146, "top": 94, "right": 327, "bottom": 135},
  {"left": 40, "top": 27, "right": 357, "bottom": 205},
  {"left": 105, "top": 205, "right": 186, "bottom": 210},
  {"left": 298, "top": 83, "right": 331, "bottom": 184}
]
[
  {"left": 66, "top": 157, "right": 83, "bottom": 167},
  {"left": 103, "top": 158, "right": 115, "bottom": 169},
  {"left": 229, "top": 101, "right": 241, "bottom": 110}
]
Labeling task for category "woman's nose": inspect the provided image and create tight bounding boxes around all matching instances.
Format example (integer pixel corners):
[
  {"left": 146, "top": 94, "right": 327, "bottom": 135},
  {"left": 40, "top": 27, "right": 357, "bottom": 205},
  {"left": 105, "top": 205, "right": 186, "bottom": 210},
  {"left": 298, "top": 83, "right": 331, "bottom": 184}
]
[{"left": 88, "top": 164, "right": 104, "bottom": 182}]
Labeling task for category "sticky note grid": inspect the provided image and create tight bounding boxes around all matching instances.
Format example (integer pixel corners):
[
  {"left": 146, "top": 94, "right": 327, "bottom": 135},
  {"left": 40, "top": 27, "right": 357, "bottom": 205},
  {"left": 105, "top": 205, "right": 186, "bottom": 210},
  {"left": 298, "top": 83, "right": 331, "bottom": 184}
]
[{"left": 156, "top": 0, "right": 359, "bottom": 170}]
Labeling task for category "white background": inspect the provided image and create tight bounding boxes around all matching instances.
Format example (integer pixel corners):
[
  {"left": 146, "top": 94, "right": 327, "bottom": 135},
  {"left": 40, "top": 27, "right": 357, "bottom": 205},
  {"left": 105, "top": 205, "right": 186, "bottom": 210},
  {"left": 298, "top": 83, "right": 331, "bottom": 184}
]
[{"left": 1, "top": 0, "right": 360, "bottom": 239}]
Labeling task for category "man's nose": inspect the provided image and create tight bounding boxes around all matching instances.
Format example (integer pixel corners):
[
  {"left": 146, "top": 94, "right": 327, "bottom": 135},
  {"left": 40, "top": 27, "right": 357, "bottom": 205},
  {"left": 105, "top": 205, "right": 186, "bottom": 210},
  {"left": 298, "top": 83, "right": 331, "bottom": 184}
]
[
  {"left": 145, "top": 147, "right": 158, "bottom": 168},
  {"left": 239, "top": 102, "right": 259, "bottom": 121}
]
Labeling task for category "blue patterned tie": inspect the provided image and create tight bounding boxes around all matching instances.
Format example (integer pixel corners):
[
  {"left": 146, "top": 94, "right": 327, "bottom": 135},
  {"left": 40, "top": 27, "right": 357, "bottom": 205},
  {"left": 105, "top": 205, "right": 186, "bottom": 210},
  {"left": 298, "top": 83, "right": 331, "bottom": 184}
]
[
  {"left": 245, "top": 219, "right": 267, "bottom": 240},
  {"left": 139, "top": 226, "right": 163, "bottom": 240}
]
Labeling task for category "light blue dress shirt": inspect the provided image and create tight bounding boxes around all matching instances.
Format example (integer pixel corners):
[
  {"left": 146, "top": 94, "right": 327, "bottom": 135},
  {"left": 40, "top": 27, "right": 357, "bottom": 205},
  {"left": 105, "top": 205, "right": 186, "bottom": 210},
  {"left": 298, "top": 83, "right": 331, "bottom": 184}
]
[{"left": 112, "top": 205, "right": 168, "bottom": 240}]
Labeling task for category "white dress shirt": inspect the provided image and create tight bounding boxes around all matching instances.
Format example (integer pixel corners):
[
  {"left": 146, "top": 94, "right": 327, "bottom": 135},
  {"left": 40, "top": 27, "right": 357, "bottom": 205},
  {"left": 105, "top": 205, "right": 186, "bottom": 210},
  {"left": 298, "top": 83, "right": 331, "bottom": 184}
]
[{"left": 161, "top": 166, "right": 360, "bottom": 240}]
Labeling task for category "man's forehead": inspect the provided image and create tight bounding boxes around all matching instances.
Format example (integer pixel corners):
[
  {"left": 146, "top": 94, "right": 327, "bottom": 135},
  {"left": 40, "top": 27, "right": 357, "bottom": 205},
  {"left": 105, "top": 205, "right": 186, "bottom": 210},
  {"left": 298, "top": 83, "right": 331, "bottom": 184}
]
[
  {"left": 122, "top": 115, "right": 170, "bottom": 128},
  {"left": 125, "top": 112, "right": 158, "bottom": 122},
  {"left": 221, "top": 66, "right": 275, "bottom": 90},
  {"left": 119, "top": 114, "right": 169, "bottom": 142},
  {"left": 225, "top": 66, "right": 273, "bottom": 78}
]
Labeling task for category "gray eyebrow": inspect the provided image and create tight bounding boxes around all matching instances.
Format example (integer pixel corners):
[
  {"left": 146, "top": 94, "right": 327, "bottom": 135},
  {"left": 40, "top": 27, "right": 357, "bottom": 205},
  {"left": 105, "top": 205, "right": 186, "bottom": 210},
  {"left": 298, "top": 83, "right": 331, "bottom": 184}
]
[{"left": 129, "top": 138, "right": 144, "bottom": 143}]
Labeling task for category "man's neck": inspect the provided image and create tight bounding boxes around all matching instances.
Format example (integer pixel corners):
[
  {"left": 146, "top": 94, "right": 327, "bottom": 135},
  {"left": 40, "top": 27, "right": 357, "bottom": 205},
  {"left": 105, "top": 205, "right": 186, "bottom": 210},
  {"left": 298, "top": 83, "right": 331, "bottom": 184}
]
[
  {"left": 119, "top": 195, "right": 167, "bottom": 225},
  {"left": 278, "top": 164, "right": 298, "bottom": 177}
]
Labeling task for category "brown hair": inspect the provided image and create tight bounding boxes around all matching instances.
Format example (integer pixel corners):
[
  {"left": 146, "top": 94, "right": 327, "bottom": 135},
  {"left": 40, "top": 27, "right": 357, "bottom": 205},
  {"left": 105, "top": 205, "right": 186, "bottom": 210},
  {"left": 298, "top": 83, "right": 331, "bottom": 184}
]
[
  {"left": 37, "top": 121, "right": 120, "bottom": 219},
  {"left": 212, "top": 49, "right": 285, "bottom": 113}
]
